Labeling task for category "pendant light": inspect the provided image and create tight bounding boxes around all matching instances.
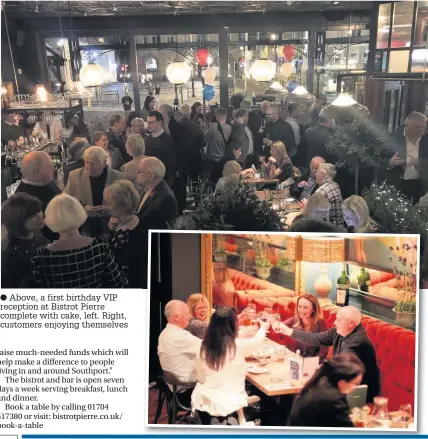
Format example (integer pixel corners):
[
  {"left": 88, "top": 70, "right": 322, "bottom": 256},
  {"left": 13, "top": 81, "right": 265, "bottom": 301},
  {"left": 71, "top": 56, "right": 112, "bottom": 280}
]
[{"left": 250, "top": 60, "right": 276, "bottom": 82}]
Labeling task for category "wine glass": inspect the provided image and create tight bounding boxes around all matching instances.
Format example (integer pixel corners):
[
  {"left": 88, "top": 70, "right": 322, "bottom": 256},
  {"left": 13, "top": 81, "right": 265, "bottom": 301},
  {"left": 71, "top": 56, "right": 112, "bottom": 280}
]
[{"left": 399, "top": 404, "right": 412, "bottom": 425}]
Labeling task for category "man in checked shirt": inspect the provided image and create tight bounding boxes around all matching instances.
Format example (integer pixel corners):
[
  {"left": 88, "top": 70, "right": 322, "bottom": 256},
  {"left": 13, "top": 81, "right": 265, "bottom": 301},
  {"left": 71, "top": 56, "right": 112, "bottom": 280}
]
[{"left": 313, "top": 162, "right": 344, "bottom": 226}]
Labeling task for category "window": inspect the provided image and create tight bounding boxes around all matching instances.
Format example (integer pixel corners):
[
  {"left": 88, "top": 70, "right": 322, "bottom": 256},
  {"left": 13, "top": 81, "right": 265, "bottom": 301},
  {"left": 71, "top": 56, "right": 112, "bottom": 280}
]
[
  {"left": 388, "top": 50, "right": 410, "bottom": 73},
  {"left": 376, "top": 3, "right": 392, "bottom": 49},
  {"left": 391, "top": 2, "right": 414, "bottom": 48},
  {"left": 414, "top": 1, "right": 428, "bottom": 46},
  {"left": 411, "top": 48, "right": 428, "bottom": 73}
]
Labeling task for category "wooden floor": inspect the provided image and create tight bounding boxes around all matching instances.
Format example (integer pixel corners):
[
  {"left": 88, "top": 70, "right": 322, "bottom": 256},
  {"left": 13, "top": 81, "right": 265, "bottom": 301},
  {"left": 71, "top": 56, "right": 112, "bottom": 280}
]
[{"left": 148, "top": 387, "right": 168, "bottom": 424}]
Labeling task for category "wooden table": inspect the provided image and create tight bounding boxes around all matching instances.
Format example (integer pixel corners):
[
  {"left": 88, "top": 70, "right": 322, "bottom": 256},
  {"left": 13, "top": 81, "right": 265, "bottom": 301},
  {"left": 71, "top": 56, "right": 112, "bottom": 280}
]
[
  {"left": 243, "top": 178, "right": 279, "bottom": 190},
  {"left": 245, "top": 338, "right": 305, "bottom": 397},
  {"left": 256, "top": 191, "right": 302, "bottom": 227}
]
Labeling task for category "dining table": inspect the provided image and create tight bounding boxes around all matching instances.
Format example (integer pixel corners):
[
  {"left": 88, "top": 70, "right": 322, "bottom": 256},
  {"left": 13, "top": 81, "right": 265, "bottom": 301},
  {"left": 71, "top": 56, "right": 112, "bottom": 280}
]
[
  {"left": 256, "top": 190, "right": 302, "bottom": 227},
  {"left": 242, "top": 177, "right": 279, "bottom": 190},
  {"left": 245, "top": 338, "right": 305, "bottom": 397}
]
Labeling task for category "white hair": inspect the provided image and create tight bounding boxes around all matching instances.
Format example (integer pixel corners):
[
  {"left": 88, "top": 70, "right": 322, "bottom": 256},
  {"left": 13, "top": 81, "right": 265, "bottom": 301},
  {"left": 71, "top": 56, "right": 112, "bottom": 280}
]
[
  {"left": 180, "top": 104, "right": 191, "bottom": 118},
  {"left": 44, "top": 194, "right": 87, "bottom": 233},
  {"left": 83, "top": 146, "right": 107, "bottom": 164},
  {"left": 164, "top": 300, "right": 186, "bottom": 321},
  {"left": 140, "top": 157, "right": 166, "bottom": 180},
  {"left": 126, "top": 134, "right": 145, "bottom": 157},
  {"left": 339, "top": 306, "right": 361, "bottom": 326},
  {"left": 318, "top": 162, "right": 336, "bottom": 180},
  {"left": 21, "top": 151, "right": 51, "bottom": 177},
  {"left": 131, "top": 117, "right": 145, "bottom": 128},
  {"left": 222, "top": 160, "right": 242, "bottom": 177},
  {"left": 405, "top": 111, "right": 427, "bottom": 124}
]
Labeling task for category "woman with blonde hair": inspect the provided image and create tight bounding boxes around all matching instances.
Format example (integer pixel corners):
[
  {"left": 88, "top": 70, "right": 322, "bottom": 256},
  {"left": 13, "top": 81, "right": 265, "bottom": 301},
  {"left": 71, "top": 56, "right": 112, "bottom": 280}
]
[
  {"left": 284, "top": 293, "right": 328, "bottom": 360},
  {"left": 212, "top": 263, "right": 235, "bottom": 308},
  {"left": 293, "top": 193, "right": 331, "bottom": 224},
  {"left": 120, "top": 134, "right": 146, "bottom": 189},
  {"left": 342, "top": 195, "right": 371, "bottom": 233},
  {"left": 186, "top": 293, "right": 211, "bottom": 339},
  {"left": 215, "top": 160, "right": 242, "bottom": 194},
  {"left": 264, "top": 141, "right": 293, "bottom": 182},
  {"left": 31, "top": 194, "right": 126, "bottom": 288},
  {"left": 104, "top": 180, "right": 147, "bottom": 288}
]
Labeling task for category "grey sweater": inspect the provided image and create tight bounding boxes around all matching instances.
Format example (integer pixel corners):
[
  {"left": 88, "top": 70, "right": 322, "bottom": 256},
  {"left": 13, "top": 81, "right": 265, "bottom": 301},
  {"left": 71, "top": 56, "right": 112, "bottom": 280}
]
[{"left": 204, "top": 122, "right": 232, "bottom": 161}]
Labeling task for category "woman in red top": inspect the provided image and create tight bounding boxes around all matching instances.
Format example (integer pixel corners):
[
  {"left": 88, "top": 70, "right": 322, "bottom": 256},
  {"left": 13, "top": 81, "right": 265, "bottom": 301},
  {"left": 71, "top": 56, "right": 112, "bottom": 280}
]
[
  {"left": 284, "top": 293, "right": 328, "bottom": 360},
  {"left": 212, "top": 263, "right": 235, "bottom": 308}
]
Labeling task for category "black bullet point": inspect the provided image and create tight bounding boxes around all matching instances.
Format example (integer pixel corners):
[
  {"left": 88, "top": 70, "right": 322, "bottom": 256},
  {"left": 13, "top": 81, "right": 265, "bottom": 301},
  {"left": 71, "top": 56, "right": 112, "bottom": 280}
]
[{"left": 1, "top": 294, "right": 7, "bottom": 301}]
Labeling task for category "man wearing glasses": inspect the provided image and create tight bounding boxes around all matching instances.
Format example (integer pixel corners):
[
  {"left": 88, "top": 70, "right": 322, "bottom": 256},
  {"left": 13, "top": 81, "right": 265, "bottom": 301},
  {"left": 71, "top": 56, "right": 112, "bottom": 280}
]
[{"left": 144, "top": 111, "right": 176, "bottom": 188}]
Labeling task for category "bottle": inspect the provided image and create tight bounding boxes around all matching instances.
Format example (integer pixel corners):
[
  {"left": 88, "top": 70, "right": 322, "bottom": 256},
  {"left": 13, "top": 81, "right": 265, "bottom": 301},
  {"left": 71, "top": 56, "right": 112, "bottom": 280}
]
[
  {"left": 336, "top": 270, "right": 350, "bottom": 306},
  {"left": 357, "top": 268, "right": 370, "bottom": 292}
]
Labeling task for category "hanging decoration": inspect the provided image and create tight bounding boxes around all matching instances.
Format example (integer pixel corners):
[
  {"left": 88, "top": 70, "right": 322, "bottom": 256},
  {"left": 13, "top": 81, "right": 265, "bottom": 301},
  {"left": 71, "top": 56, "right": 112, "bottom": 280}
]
[
  {"left": 250, "top": 60, "right": 276, "bottom": 82},
  {"left": 280, "top": 63, "right": 293, "bottom": 78},
  {"left": 286, "top": 80, "right": 298, "bottom": 93},
  {"left": 196, "top": 48, "right": 210, "bottom": 66},
  {"left": 202, "top": 67, "right": 216, "bottom": 85},
  {"left": 166, "top": 62, "right": 191, "bottom": 85},
  {"left": 202, "top": 84, "right": 215, "bottom": 101},
  {"left": 282, "top": 45, "right": 295, "bottom": 62},
  {"left": 79, "top": 63, "right": 104, "bottom": 87}
]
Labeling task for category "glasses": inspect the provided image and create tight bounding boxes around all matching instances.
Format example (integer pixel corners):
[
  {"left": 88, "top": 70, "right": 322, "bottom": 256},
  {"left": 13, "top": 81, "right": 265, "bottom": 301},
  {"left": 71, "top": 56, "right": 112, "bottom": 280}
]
[{"left": 147, "top": 120, "right": 158, "bottom": 124}]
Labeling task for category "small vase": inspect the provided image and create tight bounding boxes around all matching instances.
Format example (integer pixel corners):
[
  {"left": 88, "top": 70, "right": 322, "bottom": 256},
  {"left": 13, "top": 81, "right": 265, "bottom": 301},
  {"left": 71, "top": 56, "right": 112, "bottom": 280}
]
[
  {"left": 314, "top": 272, "right": 333, "bottom": 299},
  {"left": 214, "top": 253, "right": 226, "bottom": 263},
  {"left": 393, "top": 308, "right": 416, "bottom": 328},
  {"left": 256, "top": 266, "right": 272, "bottom": 280}
]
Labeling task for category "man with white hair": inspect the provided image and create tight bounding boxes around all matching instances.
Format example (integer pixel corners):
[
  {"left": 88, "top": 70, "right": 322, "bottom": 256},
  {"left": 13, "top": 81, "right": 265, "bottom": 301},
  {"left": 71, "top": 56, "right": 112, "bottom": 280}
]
[
  {"left": 158, "top": 299, "right": 201, "bottom": 385},
  {"left": 65, "top": 146, "right": 125, "bottom": 236},
  {"left": 136, "top": 156, "right": 177, "bottom": 229},
  {"left": 16, "top": 151, "right": 61, "bottom": 212},
  {"left": 386, "top": 111, "right": 428, "bottom": 204},
  {"left": 281, "top": 306, "right": 379, "bottom": 402},
  {"left": 314, "top": 162, "right": 344, "bottom": 226},
  {"left": 295, "top": 156, "right": 325, "bottom": 201}
]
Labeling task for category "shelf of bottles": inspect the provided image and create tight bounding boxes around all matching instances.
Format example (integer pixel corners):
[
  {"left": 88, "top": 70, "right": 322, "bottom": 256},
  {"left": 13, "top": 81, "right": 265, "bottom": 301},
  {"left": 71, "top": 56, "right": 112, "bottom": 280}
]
[{"left": 3, "top": 94, "right": 82, "bottom": 112}]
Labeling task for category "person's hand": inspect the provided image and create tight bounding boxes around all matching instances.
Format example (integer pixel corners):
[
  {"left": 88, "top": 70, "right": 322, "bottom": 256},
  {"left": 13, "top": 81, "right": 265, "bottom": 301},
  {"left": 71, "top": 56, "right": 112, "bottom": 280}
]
[
  {"left": 84, "top": 205, "right": 97, "bottom": 217},
  {"left": 259, "top": 320, "right": 271, "bottom": 331},
  {"left": 241, "top": 168, "right": 255, "bottom": 178},
  {"left": 407, "top": 157, "right": 419, "bottom": 168},
  {"left": 259, "top": 156, "right": 266, "bottom": 163},
  {"left": 298, "top": 180, "right": 308, "bottom": 188},
  {"left": 298, "top": 198, "right": 308, "bottom": 209},
  {"left": 281, "top": 324, "right": 293, "bottom": 336},
  {"left": 390, "top": 152, "right": 405, "bottom": 167},
  {"left": 268, "top": 156, "right": 277, "bottom": 164},
  {"left": 108, "top": 216, "right": 120, "bottom": 231}
]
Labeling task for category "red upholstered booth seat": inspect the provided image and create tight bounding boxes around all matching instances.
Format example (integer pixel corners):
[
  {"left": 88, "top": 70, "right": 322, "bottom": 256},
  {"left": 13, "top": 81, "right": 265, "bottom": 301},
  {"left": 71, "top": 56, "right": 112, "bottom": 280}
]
[
  {"left": 241, "top": 294, "right": 415, "bottom": 412},
  {"left": 230, "top": 268, "right": 294, "bottom": 295}
]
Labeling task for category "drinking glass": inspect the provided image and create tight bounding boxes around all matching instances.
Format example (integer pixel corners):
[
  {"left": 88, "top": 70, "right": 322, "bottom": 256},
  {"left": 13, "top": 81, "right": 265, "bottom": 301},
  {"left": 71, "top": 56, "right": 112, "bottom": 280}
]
[
  {"left": 248, "top": 302, "right": 256, "bottom": 312},
  {"left": 399, "top": 404, "right": 412, "bottom": 425}
]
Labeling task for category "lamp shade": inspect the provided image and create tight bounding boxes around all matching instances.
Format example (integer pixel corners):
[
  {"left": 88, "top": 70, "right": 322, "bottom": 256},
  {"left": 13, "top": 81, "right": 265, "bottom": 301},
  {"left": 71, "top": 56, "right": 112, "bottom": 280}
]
[
  {"left": 250, "top": 60, "right": 276, "bottom": 82},
  {"left": 288, "top": 85, "right": 316, "bottom": 103},
  {"left": 280, "top": 63, "right": 293, "bottom": 78},
  {"left": 202, "top": 67, "right": 216, "bottom": 85},
  {"left": 264, "top": 81, "right": 288, "bottom": 96},
  {"left": 322, "top": 93, "right": 370, "bottom": 121},
  {"left": 166, "top": 62, "right": 191, "bottom": 85},
  {"left": 302, "top": 237, "right": 345, "bottom": 263},
  {"left": 80, "top": 63, "right": 104, "bottom": 87}
]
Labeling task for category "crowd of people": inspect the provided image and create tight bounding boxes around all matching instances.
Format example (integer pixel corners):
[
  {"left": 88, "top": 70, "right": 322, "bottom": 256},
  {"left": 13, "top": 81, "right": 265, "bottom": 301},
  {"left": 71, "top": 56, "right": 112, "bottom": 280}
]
[
  {"left": 157, "top": 293, "right": 379, "bottom": 427},
  {"left": 2, "top": 94, "right": 427, "bottom": 288}
]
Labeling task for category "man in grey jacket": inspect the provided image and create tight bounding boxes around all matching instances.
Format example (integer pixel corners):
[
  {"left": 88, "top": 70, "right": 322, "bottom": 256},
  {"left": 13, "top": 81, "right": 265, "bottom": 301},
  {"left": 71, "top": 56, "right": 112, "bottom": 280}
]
[{"left": 202, "top": 108, "right": 231, "bottom": 182}]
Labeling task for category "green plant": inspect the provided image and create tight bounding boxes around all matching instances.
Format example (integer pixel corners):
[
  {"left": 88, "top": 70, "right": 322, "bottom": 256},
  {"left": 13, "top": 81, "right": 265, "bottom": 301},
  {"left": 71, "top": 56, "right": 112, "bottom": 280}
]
[
  {"left": 326, "top": 118, "right": 388, "bottom": 194},
  {"left": 256, "top": 259, "right": 273, "bottom": 268},
  {"left": 173, "top": 183, "right": 283, "bottom": 231},
  {"left": 394, "top": 291, "right": 416, "bottom": 314},
  {"left": 277, "top": 257, "right": 290, "bottom": 267}
]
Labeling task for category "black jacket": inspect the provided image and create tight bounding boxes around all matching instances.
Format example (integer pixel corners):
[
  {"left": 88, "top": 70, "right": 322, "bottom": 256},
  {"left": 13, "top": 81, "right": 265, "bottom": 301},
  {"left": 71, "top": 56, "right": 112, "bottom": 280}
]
[
  {"left": 304, "top": 124, "right": 335, "bottom": 165},
  {"left": 248, "top": 111, "right": 263, "bottom": 155},
  {"left": 63, "top": 159, "right": 84, "bottom": 186},
  {"left": 228, "top": 123, "right": 253, "bottom": 165},
  {"left": 107, "top": 128, "right": 131, "bottom": 162},
  {"left": 137, "top": 180, "right": 178, "bottom": 231},
  {"left": 291, "top": 324, "right": 380, "bottom": 402},
  {"left": 263, "top": 118, "right": 296, "bottom": 157},
  {"left": 179, "top": 118, "right": 205, "bottom": 169},
  {"left": 289, "top": 385, "right": 353, "bottom": 428}
]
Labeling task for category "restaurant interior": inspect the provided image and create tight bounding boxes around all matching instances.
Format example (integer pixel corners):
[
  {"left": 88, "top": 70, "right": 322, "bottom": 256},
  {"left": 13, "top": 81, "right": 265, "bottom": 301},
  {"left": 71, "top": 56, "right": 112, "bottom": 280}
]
[{"left": 148, "top": 232, "right": 418, "bottom": 429}]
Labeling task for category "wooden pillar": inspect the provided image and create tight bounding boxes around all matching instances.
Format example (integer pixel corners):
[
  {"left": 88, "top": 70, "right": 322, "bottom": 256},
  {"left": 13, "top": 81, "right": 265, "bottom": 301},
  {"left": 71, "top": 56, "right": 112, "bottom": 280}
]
[
  {"left": 219, "top": 27, "right": 229, "bottom": 108},
  {"left": 129, "top": 34, "right": 142, "bottom": 116}
]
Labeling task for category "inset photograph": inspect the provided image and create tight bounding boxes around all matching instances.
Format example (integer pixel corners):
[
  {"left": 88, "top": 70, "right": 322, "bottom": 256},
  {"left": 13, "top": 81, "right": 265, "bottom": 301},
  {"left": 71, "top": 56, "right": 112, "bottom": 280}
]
[{"left": 148, "top": 232, "right": 419, "bottom": 430}]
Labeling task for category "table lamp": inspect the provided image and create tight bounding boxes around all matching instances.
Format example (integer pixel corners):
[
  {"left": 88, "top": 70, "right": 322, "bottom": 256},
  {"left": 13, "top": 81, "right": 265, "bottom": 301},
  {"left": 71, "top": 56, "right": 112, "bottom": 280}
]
[{"left": 301, "top": 236, "right": 345, "bottom": 299}]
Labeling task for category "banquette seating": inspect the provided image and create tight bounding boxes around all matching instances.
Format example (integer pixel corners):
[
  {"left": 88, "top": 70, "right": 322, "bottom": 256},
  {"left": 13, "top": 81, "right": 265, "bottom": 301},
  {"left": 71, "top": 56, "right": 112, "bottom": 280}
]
[{"left": 231, "top": 272, "right": 416, "bottom": 412}]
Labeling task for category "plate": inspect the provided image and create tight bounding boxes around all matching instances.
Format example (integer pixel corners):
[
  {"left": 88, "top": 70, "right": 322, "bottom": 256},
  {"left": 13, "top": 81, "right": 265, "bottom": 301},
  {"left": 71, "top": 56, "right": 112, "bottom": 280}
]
[{"left": 247, "top": 366, "right": 269, "bottom": 374}]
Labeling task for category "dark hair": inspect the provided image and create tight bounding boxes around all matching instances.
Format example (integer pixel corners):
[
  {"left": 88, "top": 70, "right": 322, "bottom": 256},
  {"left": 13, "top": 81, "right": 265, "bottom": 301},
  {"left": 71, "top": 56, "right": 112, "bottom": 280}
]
[
  {"left": 300, "top": 352, "right": 364, "bottom": 396},
  {"left": 201, "top": 307, "right": 238, "bottom": 371},
  {"left": 109, "top": 114, "right": 125, "bottom": 127},
  {"left": 190, "top": 102, "right": 202, "bottom": 120},
  {"left": 148, "top": 110, "right": 164, "bottom": 123},
  {"left": 144, "top": 96, "right": 155, "bottom": 111},
  {"left": 234, "top": 108, "right": 248, "bottom": 119},
  {"left": 126, "top": 111, "right": 137, "bottom": 127},
  {"left": 92, "top": 130, "right": 108, "bottom": 143},
  {"left": 1, "top": 193, "right": 43, "bottom": 238},
  {"left": 288, "top": 218, "right": 345, "bottom": 233},
  {"left": 215, "top": 108, "right": 228, "bottom": 117},
  {"left": 288, "top": 102, "right": 298, "bottom": 115},
  {"left": 196, "top": 113, "right": 205, "bottom": 124}
]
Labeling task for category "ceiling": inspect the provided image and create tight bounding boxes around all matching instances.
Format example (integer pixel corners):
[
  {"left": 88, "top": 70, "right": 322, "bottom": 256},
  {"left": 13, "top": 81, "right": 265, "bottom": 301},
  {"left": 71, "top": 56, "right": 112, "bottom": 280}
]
[{"left": 4, "top": 1, "right": 373, "bottom": 18}]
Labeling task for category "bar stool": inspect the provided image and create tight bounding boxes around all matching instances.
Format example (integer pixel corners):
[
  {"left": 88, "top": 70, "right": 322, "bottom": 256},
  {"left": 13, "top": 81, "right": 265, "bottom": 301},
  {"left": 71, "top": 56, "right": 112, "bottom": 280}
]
[{"left": 153, "top": 371, "right": 196, "bottom": 424}]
